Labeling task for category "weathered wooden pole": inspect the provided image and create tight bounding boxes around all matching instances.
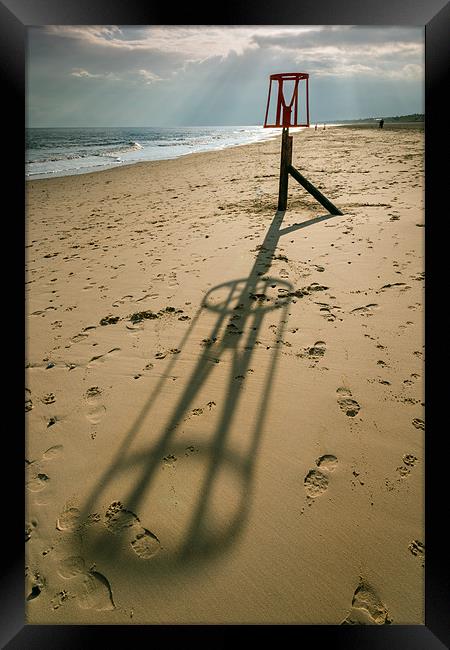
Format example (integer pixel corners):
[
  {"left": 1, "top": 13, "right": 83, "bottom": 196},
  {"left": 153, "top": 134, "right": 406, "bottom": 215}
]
[
  {"left": 288, "top": 164, "right": 343, "bottom": 215},
  {"left": 277, "top": 127, "right": 293, "bottom": 211}
]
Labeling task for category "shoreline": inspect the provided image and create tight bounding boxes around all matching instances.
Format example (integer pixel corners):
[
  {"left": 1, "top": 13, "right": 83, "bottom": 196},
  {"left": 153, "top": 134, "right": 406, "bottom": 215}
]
[
  {"left": 25, "top": 126, "right": 285, "bottom": 182},
  {"left": 25, "top": 129, "right": 287, "bottom": 185},
  {"left": 25, "top": 123, "right": 424, "bottom": 182},
  {"left": 26, "top": 125, "right": 424, "bottom": 624}
]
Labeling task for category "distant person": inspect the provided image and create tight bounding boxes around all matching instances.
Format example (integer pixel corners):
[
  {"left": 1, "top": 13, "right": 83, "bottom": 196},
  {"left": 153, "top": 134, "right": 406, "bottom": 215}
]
[
  {"left": 315, "top": 124, "right": 318, "bottom": 131},
  {"left": 379, "top": 118, "right": 384, "bottom": 129},
  {"left": 323, "top": 124, "right": 326, "bottom": 130}
]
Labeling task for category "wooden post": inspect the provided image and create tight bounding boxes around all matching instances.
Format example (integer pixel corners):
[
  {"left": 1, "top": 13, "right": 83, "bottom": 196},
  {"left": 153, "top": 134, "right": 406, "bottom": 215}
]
[
  {"left": 288, "top": 164, "right": 343, "bottom": 215},
  {"left": 277, "top": 127, "right": 293, "bottom": 211}
]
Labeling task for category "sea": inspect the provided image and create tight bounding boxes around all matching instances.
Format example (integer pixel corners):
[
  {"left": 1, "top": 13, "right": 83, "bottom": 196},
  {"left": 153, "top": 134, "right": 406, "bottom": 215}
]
[{"left": 25, "top": 125, "right": 290, "bottom": 180}]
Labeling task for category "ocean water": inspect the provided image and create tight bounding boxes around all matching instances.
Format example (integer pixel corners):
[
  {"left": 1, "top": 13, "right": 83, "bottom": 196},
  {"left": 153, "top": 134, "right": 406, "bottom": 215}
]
[{"left": 25, "top": 125, "right": 287, "bottom": 180}]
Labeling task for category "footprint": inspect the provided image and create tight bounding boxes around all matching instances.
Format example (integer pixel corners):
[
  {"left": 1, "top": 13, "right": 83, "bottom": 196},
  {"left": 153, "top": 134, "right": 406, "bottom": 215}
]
[
  {"left": 131, "top": 529, "right": 161, "bottom": 559},
  {"left": 126, "top": 320, "right": 144, "bottom": 331},
  {"left": 408, "top": 540, "right": 424, "bottom": 559},
  {"left": 337, "top": 388, "right": 360, "bottom": 417},
  {"left": 78, "top": 571, "right": 115, "bottom": 611},
  {"left": 396, "top": 465, "right": 411, "bottom": 478},
  {"left": 316, "top": 303, "right": 339, "bottom": 322},
  {"left": 26, "top": 568, "right": 45, "bottom": 602},
  {"left": 27, "top": 473, "right": 49, "bottom": 493},
  {"left": 57, "top": 556, "right": 86, "bottom": 579},
  {"left": 25, "top": 519, "right": 37, "bottom": 542},
  {"left": 201, "top": 337, "right": 217, "bottom": 347},
  {"left": 395, "top": 453, "right": 418, "bottom": 480},
  {"left": 86, "top": 386, "right": 102, "bottom": 401},
  {"left": 303, "top": 451, "right": 339, "bottom": 501},
  {"left": 85, "top": 387, "right": 106, "bottom": 424},
  {"left": 99, "top": 315, "right": 120, "bottom": 326},
  {"left": 402, "top": 454, "right": 418, "bottom": 467},
  {"left": 88, "top": 348, "right": 121, "bottom": 366},
  {"left": 350, "top": 304, "right": 379, "bottom": 316},
  {"left": 379, "top": 282, "right": 408, "bottom": 292},
  {"left": 42, "top": 445, "right": 63, "bottom": 460},
  {"left": 308, "top": 341, "right": 326, "bottom": 357},
  {"left": 341, "top": 578, "right": 392, "bottom": 624},
  {"left": 51, "top": 590, "right": 70, "bottom": 610},
  {"left": 54, "top": 545, "right": 115, "bottom": 611},
  {"left": 304, "top": 469, "right": 329, "bottom": 498},
  {"left": 56, "top": 507, "right": 81, "bottom": 532},
  {"left": 104, "top": 501, "right": 161, "bottom": 560},
  {"left": 71, "top": 332, "right": 89, "bottom": 343},
  {"left": 298, "top": 341, "right": 327, "bottom": 363},
  {"left": 316, "top": 454, "right": 338, "bottom": 471},
  {"left": 86, "top": 404, "right": 106, "bottom": 424},
  {"left": 25, "top": 388, "right": 33, "bottom": 412},
  {"left": 104, "top": 501, "right": 139, "bottom": 534}
]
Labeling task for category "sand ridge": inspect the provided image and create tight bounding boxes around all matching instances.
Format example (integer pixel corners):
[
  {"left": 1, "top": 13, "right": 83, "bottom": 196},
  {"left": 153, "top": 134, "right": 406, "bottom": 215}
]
[{"left": 25, "top": 125, "right": 424, "bottom": 624}]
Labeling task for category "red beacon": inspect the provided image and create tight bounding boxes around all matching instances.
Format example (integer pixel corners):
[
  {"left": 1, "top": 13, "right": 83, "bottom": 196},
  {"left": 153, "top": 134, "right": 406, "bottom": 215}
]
[{"left": 263, "top": 72, "right": 309, "bottom": 128}]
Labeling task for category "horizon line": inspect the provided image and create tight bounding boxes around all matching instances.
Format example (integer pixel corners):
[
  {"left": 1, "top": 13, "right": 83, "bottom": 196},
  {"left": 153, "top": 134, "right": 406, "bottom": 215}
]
[{"left": 26, "top": 114, "right": 425, "bottom": 129}]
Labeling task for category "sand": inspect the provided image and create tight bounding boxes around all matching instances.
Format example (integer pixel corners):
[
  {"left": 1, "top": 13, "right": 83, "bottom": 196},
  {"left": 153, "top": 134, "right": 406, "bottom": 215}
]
[{"left": 25, "top": 125, "right": 425, "bottom": 624}]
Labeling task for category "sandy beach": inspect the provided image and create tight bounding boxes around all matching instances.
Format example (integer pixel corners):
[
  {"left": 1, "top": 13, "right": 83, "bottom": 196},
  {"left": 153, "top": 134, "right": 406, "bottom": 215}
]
[{"left": 25, "top": 124, "right": 424, "bottom": 624}]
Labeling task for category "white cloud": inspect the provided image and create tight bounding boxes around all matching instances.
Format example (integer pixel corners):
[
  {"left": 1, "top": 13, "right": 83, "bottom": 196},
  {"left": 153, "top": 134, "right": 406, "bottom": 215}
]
[
  {"left": 399, "top": 63, "right": 424, "bottom": 80},
  {"left": 45, "top": 25, "right": 310, "bottom": 59},
  {"left": 50, "top": 25, "right": 423, "bottom": 83},
  {"left": 70, "top": 67, "right": 164, "bottom": 84},
  {"left": 48, "top": 25, "right": 122, "bottom": 42},
  {"left": 70, "top": 68, "right": 119, "bottom": 80},
  {"left": 137, "top": 69, "right": 163, "bottom": 84},
  {"left": 296, "top": 59, "right": 424, "bottom": 79}
]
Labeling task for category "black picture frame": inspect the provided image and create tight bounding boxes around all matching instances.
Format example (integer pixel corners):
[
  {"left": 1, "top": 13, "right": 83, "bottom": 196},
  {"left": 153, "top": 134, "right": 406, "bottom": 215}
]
[{"left": 3, "top": 0, "right": 449, "bottom": 647}]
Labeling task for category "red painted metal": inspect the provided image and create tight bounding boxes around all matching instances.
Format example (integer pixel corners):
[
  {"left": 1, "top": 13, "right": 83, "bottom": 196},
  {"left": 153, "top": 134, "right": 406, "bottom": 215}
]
[{"left": 263, "top": 72, "right": 310, "bottom": 128}]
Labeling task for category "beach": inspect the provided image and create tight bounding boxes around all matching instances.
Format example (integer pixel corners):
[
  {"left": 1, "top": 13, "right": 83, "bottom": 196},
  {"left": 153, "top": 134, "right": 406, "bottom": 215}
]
[{"left": 25, "top": 124, "right": 425, "bottom": 624}]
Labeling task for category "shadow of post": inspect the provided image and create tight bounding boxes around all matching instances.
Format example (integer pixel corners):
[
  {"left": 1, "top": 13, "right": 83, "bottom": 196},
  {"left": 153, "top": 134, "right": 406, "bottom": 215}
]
[{"left": 78, "top": 209, "right": 341, "bottom": 573}]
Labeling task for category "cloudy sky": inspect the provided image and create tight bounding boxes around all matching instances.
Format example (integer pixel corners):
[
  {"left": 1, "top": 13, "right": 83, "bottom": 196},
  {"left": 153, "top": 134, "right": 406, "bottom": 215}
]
[{"left": 27, "top": 25, "right": 424, "bottom": 127}]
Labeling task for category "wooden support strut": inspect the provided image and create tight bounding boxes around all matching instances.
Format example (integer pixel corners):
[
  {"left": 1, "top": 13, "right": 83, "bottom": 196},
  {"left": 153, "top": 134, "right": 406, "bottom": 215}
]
[
  {"left": 288, "top": 165, "right": 343, "bottom": 216},
  {"left": 277, "top": 126, "right": 343, "bottom": 216}
]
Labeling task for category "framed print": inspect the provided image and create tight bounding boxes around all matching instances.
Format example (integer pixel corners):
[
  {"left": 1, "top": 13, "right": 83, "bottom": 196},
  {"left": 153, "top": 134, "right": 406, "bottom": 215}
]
[{"left": 2, "top": 0, "right": 449, "bottom": 647}]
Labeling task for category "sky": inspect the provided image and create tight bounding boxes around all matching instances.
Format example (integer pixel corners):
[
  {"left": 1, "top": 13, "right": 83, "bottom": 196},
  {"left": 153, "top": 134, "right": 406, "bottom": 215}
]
[{"left": 27, "top": 25, "right": 424, "bottom": 127}]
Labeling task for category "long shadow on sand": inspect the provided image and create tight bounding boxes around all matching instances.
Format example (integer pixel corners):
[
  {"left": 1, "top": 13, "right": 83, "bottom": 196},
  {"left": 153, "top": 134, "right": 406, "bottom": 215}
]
[{"left": 77, "top": 209, "right": 341, "bottom": 578}]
